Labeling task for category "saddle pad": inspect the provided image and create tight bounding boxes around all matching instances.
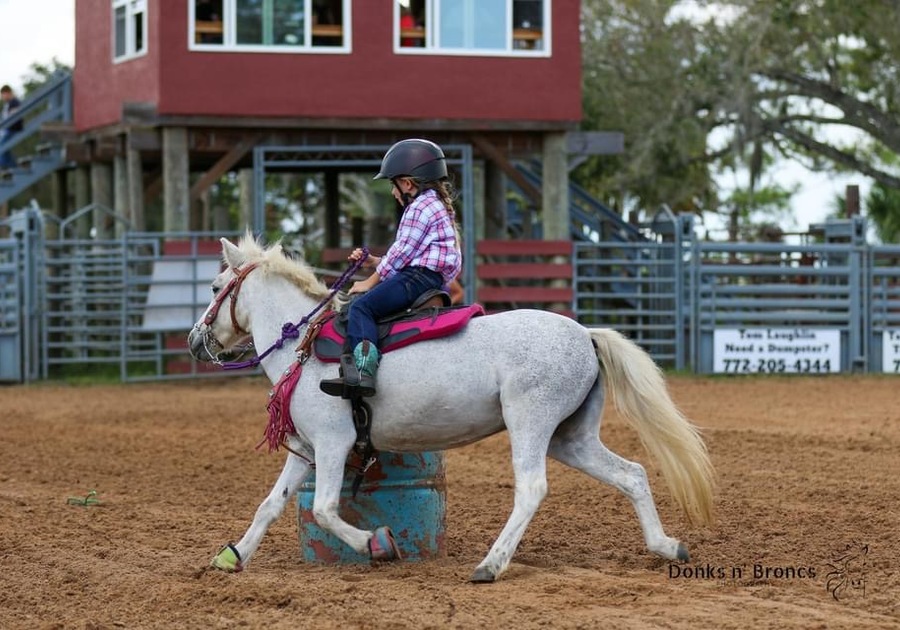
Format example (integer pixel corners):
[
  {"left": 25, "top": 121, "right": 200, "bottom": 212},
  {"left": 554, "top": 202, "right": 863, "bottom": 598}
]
[{"left": 314, "top": 303, "right": 485, "bottom": 362}]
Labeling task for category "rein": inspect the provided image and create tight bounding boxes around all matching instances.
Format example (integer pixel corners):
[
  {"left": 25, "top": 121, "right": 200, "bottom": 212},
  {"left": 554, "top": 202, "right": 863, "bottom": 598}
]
[{"left": 209, "top": 249, "right": 369, "bottom": 371}]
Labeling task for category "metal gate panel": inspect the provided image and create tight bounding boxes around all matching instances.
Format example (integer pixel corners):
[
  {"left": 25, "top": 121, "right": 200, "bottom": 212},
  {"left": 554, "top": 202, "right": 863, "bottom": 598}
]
[
  {"left": 0, "top": 238, "right": 21, "bottom": 381},
  {"left": 868, "top": 244, "right": 900, "bottom": 373},
  {"left": 1, "top": 206, "right": 44, "bottom": 383},
  {"left": 693, "top": 241, "right": 864, "bottom": 373},
  {"left": 121, "top": 232, "right": 244, "bottom": 382},
  {"left": 42, "top": 236, "right": 129, "bottom": 378},
  {"left": 574, "top": 240, "right": 685, "bottom": 367}
]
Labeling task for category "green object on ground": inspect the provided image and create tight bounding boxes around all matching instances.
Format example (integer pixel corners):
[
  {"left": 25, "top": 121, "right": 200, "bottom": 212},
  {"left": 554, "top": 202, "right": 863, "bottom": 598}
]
[{"left": 66, "top": 489, "right": 101, "bottom": 506}]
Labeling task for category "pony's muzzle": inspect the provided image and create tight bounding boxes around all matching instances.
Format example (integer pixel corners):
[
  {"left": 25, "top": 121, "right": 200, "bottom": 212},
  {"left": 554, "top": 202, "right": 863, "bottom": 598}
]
[{"left": 188, "top": 325, "right": 214, "bottom": 362}]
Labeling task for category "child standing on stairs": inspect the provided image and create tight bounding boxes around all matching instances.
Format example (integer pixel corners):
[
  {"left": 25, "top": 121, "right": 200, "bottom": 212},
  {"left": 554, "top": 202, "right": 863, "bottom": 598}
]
[{"left": 320, "top": 138, "right": 462, "bottom": 398}]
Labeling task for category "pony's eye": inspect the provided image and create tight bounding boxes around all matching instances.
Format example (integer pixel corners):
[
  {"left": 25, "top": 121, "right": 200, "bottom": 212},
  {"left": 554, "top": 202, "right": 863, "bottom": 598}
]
[{"left": 211, "top": 285, "right": 221, "bottom": 295}]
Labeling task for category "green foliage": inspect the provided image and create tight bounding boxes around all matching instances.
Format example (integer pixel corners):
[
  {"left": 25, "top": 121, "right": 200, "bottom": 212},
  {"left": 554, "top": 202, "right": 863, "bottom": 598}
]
[
  {"left": 579, "top": 0, "right": 900, "bottom": 241},
  {"left": 578, "top": 0, "right": 718, "bottom": 218},
  {"left": 721, "top": 182, "right": 795, "bottom": 240},
  {"left": 866, "top": 183, "right": 900, "bottom": 243},
  {"left": 21, "top": 58, "right": 72, "bottom": 96}
]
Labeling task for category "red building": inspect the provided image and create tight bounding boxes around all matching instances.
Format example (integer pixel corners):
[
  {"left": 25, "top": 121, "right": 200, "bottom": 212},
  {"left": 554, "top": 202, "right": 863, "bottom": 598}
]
[{"left": 68, "top": 0, "right": 582, "bottom": 248}]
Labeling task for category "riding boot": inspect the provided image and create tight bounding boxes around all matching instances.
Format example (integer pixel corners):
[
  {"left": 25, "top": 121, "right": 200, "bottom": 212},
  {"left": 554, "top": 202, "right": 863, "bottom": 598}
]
[
  {"left": 353, "top": 340, "right": 380, "bottom": 398},
  {"left": 319, "top": 353, "right": 360, "bottom": 397},
  {"left": 319, "top": 341, "right": 380, "bottom": 398}
]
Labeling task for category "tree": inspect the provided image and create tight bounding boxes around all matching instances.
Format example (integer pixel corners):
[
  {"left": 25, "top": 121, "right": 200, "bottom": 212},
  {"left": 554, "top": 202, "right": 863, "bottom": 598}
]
[
  {"left": 21, "top": 58, "right": 72, "bottom": 96},
  {"left": 577, "top": 0, "right": 796, "bottom": 238},
  {"left": 866, "top": 183, "right": 900, "bottom": 243},
  {"left": 699, "top": 0, "right": 900, "bottom": 238},
  {"left": 578, "top": 0, "right": 719, "bottom": 219},
  {"left": 579, "top": 0, "right": 900, "bottom": 240},
  {"left": 742, "top": 0, "right": 900, "bottom": 187}
]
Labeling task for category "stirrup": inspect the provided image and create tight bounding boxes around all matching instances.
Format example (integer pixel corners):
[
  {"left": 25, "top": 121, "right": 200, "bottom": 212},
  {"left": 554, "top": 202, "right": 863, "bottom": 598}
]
[
  {"left": 354, "top": 375, "right": 377, "bottom": 398},
  {"left": 319, "top": 377, "right": 346, "bottom": 397},
  {"left": 320, "top": 378, "right": 376, "bottom": 399}
]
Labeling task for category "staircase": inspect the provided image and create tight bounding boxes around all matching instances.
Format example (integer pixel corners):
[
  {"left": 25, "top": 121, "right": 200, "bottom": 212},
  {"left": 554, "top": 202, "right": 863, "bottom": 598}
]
[
  {"left": 508, "top": 161, "right": 647, "bottom": 244},
  {"left": 0, "top": 71, "right": 72, "bottom": 205}
]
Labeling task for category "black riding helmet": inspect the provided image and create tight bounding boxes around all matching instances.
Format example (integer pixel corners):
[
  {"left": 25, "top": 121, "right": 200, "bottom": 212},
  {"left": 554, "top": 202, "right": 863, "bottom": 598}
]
[{"left": 374, "top": 139, "right": 448, "bottom": 182}]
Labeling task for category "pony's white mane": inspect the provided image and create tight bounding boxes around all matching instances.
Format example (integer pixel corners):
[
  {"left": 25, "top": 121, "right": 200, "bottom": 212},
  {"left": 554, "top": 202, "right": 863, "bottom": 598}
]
[{"left": 234, "top": 235, "right": 332, "bottom": 302}]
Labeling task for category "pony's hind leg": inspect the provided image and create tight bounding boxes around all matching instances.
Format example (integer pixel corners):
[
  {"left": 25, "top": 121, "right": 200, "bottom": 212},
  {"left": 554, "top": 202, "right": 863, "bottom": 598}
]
[
  {"left": 548, "top": 382, "right": 689, "bottom": 563},
  {"left": 212, "top": 448, "right": 313, "bottom": 572},
  {"left": 471, "top": 407, "right": 559, "bottom": 583}
]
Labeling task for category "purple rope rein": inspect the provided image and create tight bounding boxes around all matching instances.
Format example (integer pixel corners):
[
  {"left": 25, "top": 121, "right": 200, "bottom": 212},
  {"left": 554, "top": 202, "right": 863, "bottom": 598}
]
[{"left": 218, "top": 248, "right": 369, "bottom": 371}]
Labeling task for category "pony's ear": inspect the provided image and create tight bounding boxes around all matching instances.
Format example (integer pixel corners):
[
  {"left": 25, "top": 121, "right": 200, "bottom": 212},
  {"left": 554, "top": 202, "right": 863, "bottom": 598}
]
[{"left": 221, "top": 238, "right": 245, "bottom": 269}]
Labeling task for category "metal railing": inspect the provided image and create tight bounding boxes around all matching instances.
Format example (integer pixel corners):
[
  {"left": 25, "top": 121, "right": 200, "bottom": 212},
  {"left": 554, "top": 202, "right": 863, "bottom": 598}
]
[
  {"left": 5, "top": 204, "right": 900, "bottom": 381},
  {"left": 0, "top": 70, "right": 72, "bottom": 204},
  {"left": 42, "top": 229, "right": 247, "bottom": 381},
  {"left": 575, "top": 215, "right": 900, "bottom": 374}
]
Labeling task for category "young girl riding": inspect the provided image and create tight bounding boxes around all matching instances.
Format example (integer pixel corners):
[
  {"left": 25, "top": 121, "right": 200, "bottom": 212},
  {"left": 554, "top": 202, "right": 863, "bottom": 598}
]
[{"left": 320, "top": 138, "right": 462, "bottom": 398}]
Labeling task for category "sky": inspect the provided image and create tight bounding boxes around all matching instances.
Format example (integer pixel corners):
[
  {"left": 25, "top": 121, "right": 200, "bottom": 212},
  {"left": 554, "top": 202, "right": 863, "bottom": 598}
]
[
  {"left": 0, "top": 0, "right": 871, "bottom": 236},
  {"left": 0, "top": 0, "right": 75, "bottom": 88}
]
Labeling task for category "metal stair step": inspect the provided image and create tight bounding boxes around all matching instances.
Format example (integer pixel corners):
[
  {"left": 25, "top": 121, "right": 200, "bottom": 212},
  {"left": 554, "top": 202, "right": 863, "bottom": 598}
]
[{"left": 0, "top": 70, "right": 71, "bottom": 205}]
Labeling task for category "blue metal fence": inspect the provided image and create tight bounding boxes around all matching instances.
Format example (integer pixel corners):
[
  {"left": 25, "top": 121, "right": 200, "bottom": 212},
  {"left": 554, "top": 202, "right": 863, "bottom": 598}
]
[
  {"left": 41, "top": 228, "right": 246, "bottom": 381},
  {"left": 2, "top": 204, "right": 250, "bottom": 382},
  {"left": 575, "top": 215, "right": 900, "bottom": 374},
  {"left": 0, "top": 236, "right": 21, "bottom": 381},
  {"left": 868, "top": 244, "right": 900, "bottom": 373},
  {"left": 4, "top": 205, "right": 900, "bottom": 381}
]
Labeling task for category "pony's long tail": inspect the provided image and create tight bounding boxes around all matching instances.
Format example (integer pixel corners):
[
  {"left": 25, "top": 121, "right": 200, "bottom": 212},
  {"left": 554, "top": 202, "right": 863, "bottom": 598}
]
[{"left": 589, "top": 328, "right": 715, "bottom": 526}]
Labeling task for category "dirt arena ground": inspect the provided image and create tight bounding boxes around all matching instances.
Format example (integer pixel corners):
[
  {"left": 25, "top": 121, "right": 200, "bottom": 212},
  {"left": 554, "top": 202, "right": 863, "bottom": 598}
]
[{"left": 0, "top": 375, "right": 897, "bottom": 629}]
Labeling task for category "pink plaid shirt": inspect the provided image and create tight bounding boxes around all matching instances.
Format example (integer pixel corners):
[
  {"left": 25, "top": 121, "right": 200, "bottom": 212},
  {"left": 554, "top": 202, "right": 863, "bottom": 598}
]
[{"left": 376, "top": 189, "right": 462, "bottom": 284}]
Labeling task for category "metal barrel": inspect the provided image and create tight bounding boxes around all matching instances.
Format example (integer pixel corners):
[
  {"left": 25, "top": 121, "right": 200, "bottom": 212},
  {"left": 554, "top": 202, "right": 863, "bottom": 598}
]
[{"left": 297, "top": 451, "right": 446, "bottom": 563}]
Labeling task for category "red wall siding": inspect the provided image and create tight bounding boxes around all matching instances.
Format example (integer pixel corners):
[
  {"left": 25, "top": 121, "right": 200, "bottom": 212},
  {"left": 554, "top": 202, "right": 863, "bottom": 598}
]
[
  {"left": 75, "top": 1, "right": 581, "bottom": 131},
  {"left": 74, "top": 1, "right": 161, "bottom": 131}
]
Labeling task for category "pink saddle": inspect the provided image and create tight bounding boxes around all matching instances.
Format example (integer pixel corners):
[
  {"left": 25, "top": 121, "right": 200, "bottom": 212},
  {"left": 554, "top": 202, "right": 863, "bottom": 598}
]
[{"left": 313, "top": 304, "right": 485, "bottom": 362}]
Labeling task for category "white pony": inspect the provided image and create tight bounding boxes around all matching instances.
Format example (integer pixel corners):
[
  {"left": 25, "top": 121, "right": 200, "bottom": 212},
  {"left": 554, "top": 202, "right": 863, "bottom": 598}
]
[{"left": 188, "top": 236, "right": 715, "bottom": 582}]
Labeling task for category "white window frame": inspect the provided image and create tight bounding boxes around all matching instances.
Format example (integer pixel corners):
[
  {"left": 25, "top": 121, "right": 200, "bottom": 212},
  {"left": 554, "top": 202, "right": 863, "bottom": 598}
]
[
  {"left": 393, "top": 0, "right": 551, "bottom": 57},
  {"left": 189, "top": 0, "right": 352, "bottom": 54},
  {"left": 113, "top": 0, "right": 149, "bottom": 63}
]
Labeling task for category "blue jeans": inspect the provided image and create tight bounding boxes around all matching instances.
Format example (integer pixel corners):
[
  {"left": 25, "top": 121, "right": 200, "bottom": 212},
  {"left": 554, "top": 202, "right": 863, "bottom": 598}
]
[
  {"left": 0, "top": 130, "right": 15, "bottom": 169},
  {"left": 346, "top": 266, "right": 444, "bottom": 350}
]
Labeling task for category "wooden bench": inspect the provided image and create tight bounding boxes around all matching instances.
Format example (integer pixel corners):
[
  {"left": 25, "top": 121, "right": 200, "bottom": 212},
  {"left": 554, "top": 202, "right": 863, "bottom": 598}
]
[{"left": 476, "top": 240, "right": 574, "bottom": 317}]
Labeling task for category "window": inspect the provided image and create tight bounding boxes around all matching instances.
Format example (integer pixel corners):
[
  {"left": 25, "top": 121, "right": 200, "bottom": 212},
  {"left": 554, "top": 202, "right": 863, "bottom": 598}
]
[
  {"left": 191, "top": 0, "right": 349, "bottom": 52},
  {"left": 395, "top": 0, "right": 549, "bottom": 55},
  {"left": 113, "top": 0, "right": 148, "bottom": 62}
]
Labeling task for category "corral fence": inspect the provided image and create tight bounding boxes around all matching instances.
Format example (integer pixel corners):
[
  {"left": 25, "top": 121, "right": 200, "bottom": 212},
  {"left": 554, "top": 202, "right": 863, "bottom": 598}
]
[
  {"left": 575, "top": 213, "right": 900, "bottom": 375},
  {"left": 1, "top": 204, "right": 247, "bottom": 382},
  {"left": 2, "top": 206, "right": 900, "bottom": 382}
]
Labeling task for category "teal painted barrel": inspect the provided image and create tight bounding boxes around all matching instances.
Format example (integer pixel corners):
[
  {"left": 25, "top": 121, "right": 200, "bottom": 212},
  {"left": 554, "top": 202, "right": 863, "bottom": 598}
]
[{"left": 296, "top": 451, "right": 446, "bottom": 563}]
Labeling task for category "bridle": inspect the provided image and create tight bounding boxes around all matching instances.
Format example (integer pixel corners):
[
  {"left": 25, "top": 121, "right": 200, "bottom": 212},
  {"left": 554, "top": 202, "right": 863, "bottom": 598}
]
[
  {"left": 193, "top": 248, "right": 369, "bottom": 370},
  {"left": 203, "top": 262, "right": 260, "bottom": 336},
  {"left": 193, "top": 262, "right": 260, "bottom": 364}
]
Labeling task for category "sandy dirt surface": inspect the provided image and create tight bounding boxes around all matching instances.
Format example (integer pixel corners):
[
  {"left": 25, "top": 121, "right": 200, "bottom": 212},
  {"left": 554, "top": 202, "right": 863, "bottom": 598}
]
[{"left": 0, "top": 375, "right": 897, "bottom": 629}]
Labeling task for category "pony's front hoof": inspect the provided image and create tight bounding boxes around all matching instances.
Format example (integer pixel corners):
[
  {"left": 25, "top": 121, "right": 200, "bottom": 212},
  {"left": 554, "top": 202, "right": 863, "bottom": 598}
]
[
  {"left": 469, "top": 566, "right": 496, "bottom": 583},
  {"left": 210, "top": 543, "right": 243, "bottom": 572},
  {"left": 676, "top": 542, "right": 690, "bottom": 563},
  {"left": 369, "top": 526, "right": 401, "bottom": 562}
]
